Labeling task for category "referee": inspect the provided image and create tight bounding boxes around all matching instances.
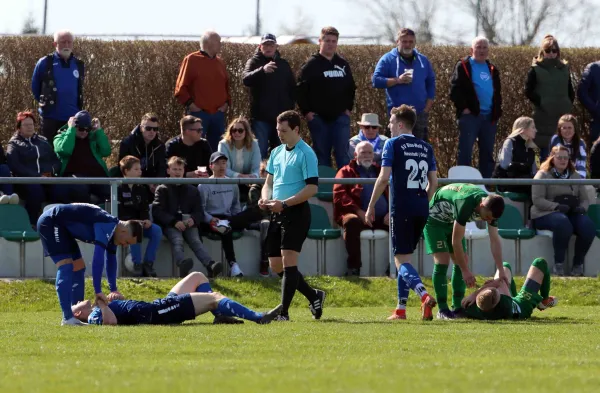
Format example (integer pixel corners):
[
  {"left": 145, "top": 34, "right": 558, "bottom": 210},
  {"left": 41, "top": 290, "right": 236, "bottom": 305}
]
[{"left": 259, "top": 110, "right": 325, "bottom": 321}]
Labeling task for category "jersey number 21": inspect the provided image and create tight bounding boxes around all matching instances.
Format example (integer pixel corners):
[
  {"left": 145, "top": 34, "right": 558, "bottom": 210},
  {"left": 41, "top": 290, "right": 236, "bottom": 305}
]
[{"left": 406, "top": 159, "right": 428, "bottom": 190}]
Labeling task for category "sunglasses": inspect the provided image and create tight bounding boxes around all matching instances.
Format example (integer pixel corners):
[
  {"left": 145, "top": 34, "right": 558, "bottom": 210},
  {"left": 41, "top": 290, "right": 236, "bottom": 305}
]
[
  {"left": 544, "top": 48, "right": 558, "bottom": 54},
  {"left": 144, "top": 126, "right": 159, "bottom": 132},
  {"left": 362, "top": 125, "right": 379, "bottom": 130},
  {"left": 555, "top": 155, "right": 570, "bottom": 160},
  {"left": 187, "top": 127, "right": 203, "bottom": 133},
  {"left": 77, "top": 127, "right": 90, "bottom": 133},
  {"left": 231, "top": 128, "right": 245, "bottom": 134}
]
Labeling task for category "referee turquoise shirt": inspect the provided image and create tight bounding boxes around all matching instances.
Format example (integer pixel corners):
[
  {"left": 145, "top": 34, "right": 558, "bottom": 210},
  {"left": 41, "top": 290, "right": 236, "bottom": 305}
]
[{"left": 267, "top": 139, "right": 319, "bottom": 200}]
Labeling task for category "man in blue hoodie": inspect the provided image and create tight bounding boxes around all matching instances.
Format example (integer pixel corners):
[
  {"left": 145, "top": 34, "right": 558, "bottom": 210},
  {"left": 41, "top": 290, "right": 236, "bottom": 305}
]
[
  {"left": 31, "top": 30, "right": 84, "bottom": 146},
  {"left": 372, "top": 28, "right": 436, "bottom": 142},
  {"left": 578, "top": 61, "right": 600, "bottom": 144}
]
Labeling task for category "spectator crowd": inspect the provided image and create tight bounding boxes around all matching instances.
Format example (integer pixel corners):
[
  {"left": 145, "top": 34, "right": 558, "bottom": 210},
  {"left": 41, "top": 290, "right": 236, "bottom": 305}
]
[{"left": 1, "top": 28, "right": 600, "bottom": 278}]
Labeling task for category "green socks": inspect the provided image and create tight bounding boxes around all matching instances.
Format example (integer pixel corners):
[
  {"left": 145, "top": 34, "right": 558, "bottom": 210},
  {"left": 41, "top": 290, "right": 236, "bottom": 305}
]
[
  {"left": 451, "top": 265, "right": 466, "bottom": 310},
  {"left": 532, "top": 258, "right": 551, "bottom": 299},
  {"left": 432, "top": 264, "right": 449, "bottom": 311},
  {"left": 502, "top": 262, "right": 518, "bottom": 297}
]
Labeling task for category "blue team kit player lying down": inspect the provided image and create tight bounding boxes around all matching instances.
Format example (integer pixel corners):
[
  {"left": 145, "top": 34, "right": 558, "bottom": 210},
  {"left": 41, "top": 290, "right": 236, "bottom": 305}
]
[
  {"left": 37, "top": 203, "right": 144, "bottom": 326},
  {"left": 71, "top": 272, "right": 282, "bottom": 325}
]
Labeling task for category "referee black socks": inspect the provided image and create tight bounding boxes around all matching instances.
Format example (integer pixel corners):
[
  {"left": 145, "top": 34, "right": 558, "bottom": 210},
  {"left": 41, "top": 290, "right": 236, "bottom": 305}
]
[{"left": 281, "top": 266, "right": 300, "bottom": 316}]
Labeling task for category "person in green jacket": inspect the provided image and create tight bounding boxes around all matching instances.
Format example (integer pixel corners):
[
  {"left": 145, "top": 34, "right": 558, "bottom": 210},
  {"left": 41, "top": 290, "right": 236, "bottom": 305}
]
[{"left": 53, "top": 110, "right": 112, "bottom": 203}]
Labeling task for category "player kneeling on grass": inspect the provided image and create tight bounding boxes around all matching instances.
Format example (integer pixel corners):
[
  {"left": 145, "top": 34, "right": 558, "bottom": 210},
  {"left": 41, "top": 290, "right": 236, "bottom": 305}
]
[
  {"left": 72, "top": 272, "right": 282, "bottom": 325},
  {"left": 461, "top": 258, "right": 557, "bottom": 320}
]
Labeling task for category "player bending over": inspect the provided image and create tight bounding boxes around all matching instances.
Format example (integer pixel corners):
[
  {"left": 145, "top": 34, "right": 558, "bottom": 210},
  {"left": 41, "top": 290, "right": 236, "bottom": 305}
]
[
  {"left": 462, "top": 258, "right": 557, "bottom": 320},
  {"left": 366, "top": 104, "right": 438, "bottom": 321},
  {"left": 72, "top": 272, "right": 282, "bottom": 325},
  {"left": 37, "top": 203, "right": 143, "bottom": 326}
]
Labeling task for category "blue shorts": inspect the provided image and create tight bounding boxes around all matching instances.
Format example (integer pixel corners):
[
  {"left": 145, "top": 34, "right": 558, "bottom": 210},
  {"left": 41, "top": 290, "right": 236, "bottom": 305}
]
[
  {"left": 37, "top": 213, "right": 82, "bottom": 263},
  {"left": 150, "top": 293, "right": 197, "bottom": 325},
  {"left": 391, "top": 215, "right": 427, "bottom": 255}
]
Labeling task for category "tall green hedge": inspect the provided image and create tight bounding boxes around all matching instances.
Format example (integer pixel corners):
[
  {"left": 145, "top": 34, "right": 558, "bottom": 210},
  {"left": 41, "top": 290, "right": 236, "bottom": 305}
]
[{"left": 0, "top": 36, "right": 598, "bottom": 175}]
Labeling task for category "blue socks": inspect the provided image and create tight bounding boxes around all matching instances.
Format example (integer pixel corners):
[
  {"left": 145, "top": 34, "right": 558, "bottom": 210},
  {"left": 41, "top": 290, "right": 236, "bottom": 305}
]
[
  {"left": 400, "top": 263, "right": 428, "bottom": 299},
  {"left": 71, "top": 268, "right": 86, "bottom": 305},
  {"left": 56, "top": 264, "right": 74, "bottom": 320},
  {"left": 196, "top": 283, "right": 213, "bottom": 293},
  {"left": 396, "top": 269, "right": 409, "bottom": 310},
  {"left": 216, "top": 298, "right": 262, "bottom": 323}
]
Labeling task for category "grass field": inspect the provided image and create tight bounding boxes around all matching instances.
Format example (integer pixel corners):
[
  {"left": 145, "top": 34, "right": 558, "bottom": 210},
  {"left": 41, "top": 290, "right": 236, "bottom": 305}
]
[{"left": 1, "top": 276, "right": 599, "bottom": 393}]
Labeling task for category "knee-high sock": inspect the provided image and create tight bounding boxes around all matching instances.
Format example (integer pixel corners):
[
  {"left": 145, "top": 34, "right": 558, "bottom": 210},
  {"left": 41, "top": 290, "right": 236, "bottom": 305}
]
[
  {"left": 56, "top": 264, "right": 74, "bottom": 320},
  {"left": 281, "top": 266, "right": 300, "bottom": 316},
  {"left": 400, "top": 263, "right": 428, "bottom": 299},
  {"left": 278, "top": 271, "right": 316, "bottom": 302},
  {"left": 71, "top": 268, "right": 86, "bottom": 305},
  {"left": 216, "top": 298, "right": 262, "bottom": 322},
  {"left": 502, "top": 262, "right": 518, "bottom": 297},
  {"left": 196, "top": 282, "right": 218, "bottom": 316},
  {"left": 451, "top": 264, "right": 466, "bottom": 310},
  {"left": 432, "top": 264, "right": 449, "bottom": 310},
  {"left": 532, "top": 258, "right": 551, "bottom": 298},
  {"left": 396, "top": 269, "right": 409, "bottom": 310}
]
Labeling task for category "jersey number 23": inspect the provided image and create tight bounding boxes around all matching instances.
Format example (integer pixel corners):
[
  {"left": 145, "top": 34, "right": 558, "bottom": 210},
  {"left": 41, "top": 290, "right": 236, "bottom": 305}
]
[{"left": 406, "top": 159, "right": 428, "bottom": 190}]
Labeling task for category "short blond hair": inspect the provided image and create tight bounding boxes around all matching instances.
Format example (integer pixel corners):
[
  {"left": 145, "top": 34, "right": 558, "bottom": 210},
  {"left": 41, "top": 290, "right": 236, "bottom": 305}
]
[{"left": 476, "top": 288, "right": 499, "bottom": 312}]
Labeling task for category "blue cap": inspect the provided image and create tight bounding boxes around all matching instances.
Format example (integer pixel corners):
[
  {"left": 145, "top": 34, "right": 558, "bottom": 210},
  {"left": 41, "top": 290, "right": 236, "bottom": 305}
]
[
  {"left": 74, "top": 110, "right": 92, "bottom": 128},
  {"left": 210, "top": 151, "right": 228, "bottom": 164},
  {"left": 260, "top": 33, "right": 277, "bottom": 44}
]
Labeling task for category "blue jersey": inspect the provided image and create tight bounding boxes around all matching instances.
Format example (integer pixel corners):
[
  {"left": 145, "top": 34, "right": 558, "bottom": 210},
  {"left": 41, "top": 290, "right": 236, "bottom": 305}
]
[
  {"left": 381, "top": 134, "right": 437, "bottom": 218},
  {"left": 47, "top": 203, "right": 118, "bottom": 254},
  {"left": 88, "top": 300, "right": 154, "bottom": 325}
]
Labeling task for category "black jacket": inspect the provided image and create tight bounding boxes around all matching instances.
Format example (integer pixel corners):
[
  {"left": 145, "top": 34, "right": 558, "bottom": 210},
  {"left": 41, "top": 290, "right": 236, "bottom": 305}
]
[
  {"left": 0, "top": 145, "right": 6, "bottom": 165},
  {"left": 118, "top": 125, "right": 167, "bottom": 178},
  {"left": 590, "top": 139, "right": 600, "bottom": 180},
  {"left": 297, "top": 53, "right": 356, "bottom": 121},
  {"left": 6, "top": 132, "right": 61, "bottom": 177},
  {"left": 152, "top": 184, "right": 204, "bottom": 228},
  {"left": 449, "top": 56, "right": 502, "bottom": 122},
  {"left": 165, "top": 136, "right": 212, "bottom": 176},
  {"left": 525, "top": 65, "right": 575, "bottom": 107},
  {"left": 118, "top": 184, "right": 151, "bottom": 221},
  {"left": 242, "top": 49, "right": 296, "bottom": 123}
]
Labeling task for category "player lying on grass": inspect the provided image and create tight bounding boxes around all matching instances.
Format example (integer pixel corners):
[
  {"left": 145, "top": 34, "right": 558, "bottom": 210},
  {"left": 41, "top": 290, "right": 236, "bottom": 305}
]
[
  {"left": 71, "top": 272, "right": 282, "bottom": 325},
  {"left": 37, "top": 203, "right": 143, "bottom": 326},
  {"left": 461, "top": 258, "right": 557, "bottom": 320}
]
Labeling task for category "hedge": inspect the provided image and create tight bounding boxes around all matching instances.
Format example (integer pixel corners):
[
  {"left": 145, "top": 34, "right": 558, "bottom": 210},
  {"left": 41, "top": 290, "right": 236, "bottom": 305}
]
[{"left": 0, "top": 36, "right": 598, "bottom": 175}]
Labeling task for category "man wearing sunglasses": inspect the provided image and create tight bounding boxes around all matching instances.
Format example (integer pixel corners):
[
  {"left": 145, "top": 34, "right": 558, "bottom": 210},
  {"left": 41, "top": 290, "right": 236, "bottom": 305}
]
[
  {"left": 165, "top": 116, "right": 213, "bottom": 179},
  {"left": 54, "top": 110, "right": 111, "bottom": 203},
  {"left": 118, "top": 112, "right": 167, "bottom": 193},
  {"left": 348, "top": 113, "right": 388, "bottom": 165}
]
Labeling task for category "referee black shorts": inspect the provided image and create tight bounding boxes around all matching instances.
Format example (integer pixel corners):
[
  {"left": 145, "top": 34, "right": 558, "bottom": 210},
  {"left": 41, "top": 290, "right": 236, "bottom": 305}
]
[{"left": 266, "top": 202, "right": 311, "bottom": 257}]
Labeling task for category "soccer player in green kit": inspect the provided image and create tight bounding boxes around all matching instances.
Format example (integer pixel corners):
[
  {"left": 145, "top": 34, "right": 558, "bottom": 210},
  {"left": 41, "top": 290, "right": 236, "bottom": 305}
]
[
  {"left": 423, "top": 183, "right": 506, "bottom": 319},
  {"left": 461, "top": 258, "right": 558, "bottom": 320}
]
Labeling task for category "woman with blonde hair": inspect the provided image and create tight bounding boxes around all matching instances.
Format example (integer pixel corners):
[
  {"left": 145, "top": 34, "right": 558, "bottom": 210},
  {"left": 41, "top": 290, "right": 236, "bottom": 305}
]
[
  {"left": 525, "top": 34, "right": 574, "bottom": 161},
  {"left": 531, "top": 145, "right": 594, "bottom": 277},
  {"left": 492, "top": 116, "right": 537, "bottom": 194}
]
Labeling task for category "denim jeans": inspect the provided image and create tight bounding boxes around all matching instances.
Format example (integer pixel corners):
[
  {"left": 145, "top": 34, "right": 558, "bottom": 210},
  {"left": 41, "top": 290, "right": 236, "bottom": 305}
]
[
  {"left": 189, "top": 110, "right": 225, "bottom": 152},
  {"left": 533, "top": 211, "right": 595, "bottom": 266},
  {"left": 307, "top": 113, "right": 351, "bottom": 167},
  {"left": 165, "top": 227, "right": 212, "bottom": 266},
  {"left": 252, "top": 120, "right": 280, "bottom": 159},
  {"left": 0, "top": 164, "right": 14, "bottom": 196},
  {"left": 456, "top": 113, "right": 497, "bottom": 178},
  {"left": 129, "top": 224, "right": 162, "bottom": 264}
]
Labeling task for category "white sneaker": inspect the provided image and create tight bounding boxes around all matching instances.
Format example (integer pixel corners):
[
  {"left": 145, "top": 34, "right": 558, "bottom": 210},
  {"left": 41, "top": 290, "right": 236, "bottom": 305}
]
[
  {"left": 0, "top": 195, "right": 8, "bottom": 204},
  {"left": 230, "top": 262, "right": 244, "bottom": 277},
  {"left": 61, "top": 317, "right": 87, "bottom": 326},
  {"left": 8, "top": 194, "right": 19, "bottom": 205}
]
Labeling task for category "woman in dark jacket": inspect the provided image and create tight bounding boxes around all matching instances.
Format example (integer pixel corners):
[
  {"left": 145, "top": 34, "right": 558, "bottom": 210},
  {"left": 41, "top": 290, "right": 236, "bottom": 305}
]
[
  {"left": 0, "top": 144, "right": 19, "bottom": 203},
  {"left": 492, "top": 116, "right": 537, "bottom": 195},
  {"left": 525, "top": 35, "right": 574, "bottom": 161},
  {"left": 6, "top": 111, "right": 62, "bottom": 223}
]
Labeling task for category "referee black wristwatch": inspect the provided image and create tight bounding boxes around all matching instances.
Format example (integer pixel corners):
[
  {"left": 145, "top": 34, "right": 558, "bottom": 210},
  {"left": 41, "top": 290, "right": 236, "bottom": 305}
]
[{"left": 281, "top": 201, "right": 289, "bottom": 210}]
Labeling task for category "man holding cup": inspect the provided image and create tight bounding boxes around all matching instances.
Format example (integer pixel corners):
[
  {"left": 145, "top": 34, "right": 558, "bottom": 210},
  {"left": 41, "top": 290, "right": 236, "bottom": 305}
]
[
  {"left": 165, "top": 115, "right": 213, "bottom": 178},
  {"left": 372, "top": 28, "right": 436, "bottom": 142}
]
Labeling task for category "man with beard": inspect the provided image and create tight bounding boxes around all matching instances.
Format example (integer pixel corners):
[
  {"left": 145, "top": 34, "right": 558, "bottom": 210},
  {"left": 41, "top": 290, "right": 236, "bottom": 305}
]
[
  {"left": 333, "top": 141, "right": 389, "bottom": 276},
  {"left": 372, "top": 28, "right": 435, "bottom": 142},
  {"left": 242, "top": 34, "right": 296, "bottom": 158},
  {"left": 31, "top": 30, "right": 84, "bottom": 145},
  {"left": 366, "top": 105, "right": 438, "bottom": 321}
]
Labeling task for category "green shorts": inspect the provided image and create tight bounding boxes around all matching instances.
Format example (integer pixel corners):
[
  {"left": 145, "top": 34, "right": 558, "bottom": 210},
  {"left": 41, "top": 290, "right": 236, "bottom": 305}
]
[
  {"left": 423, "top": 219, "right": 467, "bottom": 255},
  {"left": 512, "top": 286, "right": 543, "bottom": 319}
]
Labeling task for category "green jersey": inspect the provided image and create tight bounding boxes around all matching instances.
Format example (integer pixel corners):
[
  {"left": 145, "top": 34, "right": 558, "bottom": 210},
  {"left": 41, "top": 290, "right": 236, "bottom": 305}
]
[
  {"left": 464, "top": 295, "right": 514, "bottom": 320},
  {"left": 428, "top": 183, "right": 497, "bottom": 227}
]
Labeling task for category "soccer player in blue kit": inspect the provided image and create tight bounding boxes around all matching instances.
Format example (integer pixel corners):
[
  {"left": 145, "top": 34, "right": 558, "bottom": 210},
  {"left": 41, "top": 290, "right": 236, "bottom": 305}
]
[
  {"left": 71, "top": 272, "right": 282, "bottom": 325},
  {"left": 366, "top": 105, "right": 438, "bottom": 320},
  {"left": 37, "top": 203, "right": 143, "bottom": 326}
]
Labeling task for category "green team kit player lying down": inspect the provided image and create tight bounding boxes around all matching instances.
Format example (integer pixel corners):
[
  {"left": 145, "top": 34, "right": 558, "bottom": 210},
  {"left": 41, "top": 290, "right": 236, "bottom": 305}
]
[{"left": 461, "top": 258, "right": 558, "bottom": 320}]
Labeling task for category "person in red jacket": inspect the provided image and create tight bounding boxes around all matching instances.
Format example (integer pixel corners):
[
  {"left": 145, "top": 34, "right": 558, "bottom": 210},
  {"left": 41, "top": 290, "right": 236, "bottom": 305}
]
[{"left": 333, "top": 141, "right": 389, "bottom": 276}]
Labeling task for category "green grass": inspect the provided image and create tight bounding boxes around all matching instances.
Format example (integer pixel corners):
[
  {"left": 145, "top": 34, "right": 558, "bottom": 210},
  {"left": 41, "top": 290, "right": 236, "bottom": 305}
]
[{"left": 1, "top": 277, "right": 599, "bottom": 393}]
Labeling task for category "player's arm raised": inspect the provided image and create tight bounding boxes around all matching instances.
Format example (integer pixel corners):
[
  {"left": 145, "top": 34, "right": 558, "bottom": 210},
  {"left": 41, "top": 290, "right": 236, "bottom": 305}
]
[
  {"left": 488, "top": 226, "right": 507, "bottom": 283},
  {"left": 366, "top": 166, "right": 391, "bottom": 226},
  {"left": 451, "top": 221, "right": 476, "bottom": 287}
]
